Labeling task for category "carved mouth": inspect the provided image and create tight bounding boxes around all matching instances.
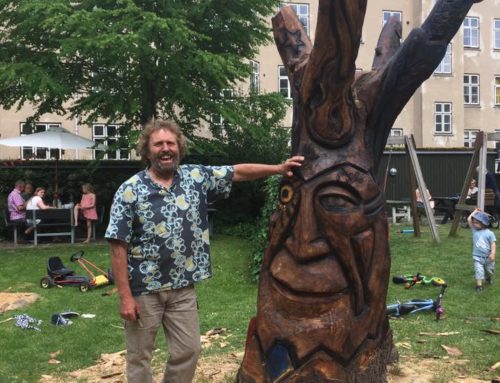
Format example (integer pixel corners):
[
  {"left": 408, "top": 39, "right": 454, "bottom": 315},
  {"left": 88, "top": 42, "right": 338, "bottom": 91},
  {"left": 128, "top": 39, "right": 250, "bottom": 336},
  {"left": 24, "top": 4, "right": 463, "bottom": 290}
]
[{"left": 269, "top": 249, "right": 349, "bottom": 299}]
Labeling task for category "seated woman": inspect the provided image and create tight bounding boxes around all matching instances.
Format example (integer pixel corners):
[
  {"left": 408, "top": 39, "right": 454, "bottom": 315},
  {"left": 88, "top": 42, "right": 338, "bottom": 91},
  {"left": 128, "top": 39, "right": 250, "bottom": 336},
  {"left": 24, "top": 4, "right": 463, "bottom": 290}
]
[
  {"left": 416, "top": 188, "right": 435, "bottom": 209},
  {"left": 26, "top": 187, "right": 53, "bottom": 210},
  {"left": 25, "top": 187, "right": 53, "bottom": 236},
  {"left": 467, "top": 179, "right": 478, "bottom": 199}
]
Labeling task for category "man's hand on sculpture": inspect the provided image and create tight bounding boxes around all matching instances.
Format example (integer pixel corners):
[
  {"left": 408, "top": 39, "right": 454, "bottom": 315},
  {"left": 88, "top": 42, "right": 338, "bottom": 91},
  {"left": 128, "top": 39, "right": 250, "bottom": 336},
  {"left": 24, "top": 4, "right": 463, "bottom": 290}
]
[{"left": 280, "top": 155, "right": 304, "bottom": 177}]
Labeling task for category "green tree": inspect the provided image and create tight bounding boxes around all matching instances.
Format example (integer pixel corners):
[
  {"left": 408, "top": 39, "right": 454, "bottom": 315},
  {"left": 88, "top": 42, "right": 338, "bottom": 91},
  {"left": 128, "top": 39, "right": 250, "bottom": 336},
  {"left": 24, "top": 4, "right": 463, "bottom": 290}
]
[{"left": 0, "top": 0, "right": 286, "bottom": 144}]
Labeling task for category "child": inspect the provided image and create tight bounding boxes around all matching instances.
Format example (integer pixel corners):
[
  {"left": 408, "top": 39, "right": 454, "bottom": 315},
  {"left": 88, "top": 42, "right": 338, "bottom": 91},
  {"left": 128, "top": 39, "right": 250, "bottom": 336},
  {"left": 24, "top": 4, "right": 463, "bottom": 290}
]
[
  {"left": 467, "top": 209, "right": 496, "bottom": 292},
  {"left": 74, "top": 183, "right": 98, "bottom": 243}
]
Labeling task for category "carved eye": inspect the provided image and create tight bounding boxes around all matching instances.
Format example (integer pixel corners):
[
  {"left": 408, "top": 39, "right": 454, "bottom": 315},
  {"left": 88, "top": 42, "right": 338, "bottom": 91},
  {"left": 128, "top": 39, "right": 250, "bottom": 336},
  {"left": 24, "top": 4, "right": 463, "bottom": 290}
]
[
  {"left": 279, "top": 184, "right": 294, "bottom": 204},
  {"left": 318, "top": 186, "right": 358, "bottom": 211}
]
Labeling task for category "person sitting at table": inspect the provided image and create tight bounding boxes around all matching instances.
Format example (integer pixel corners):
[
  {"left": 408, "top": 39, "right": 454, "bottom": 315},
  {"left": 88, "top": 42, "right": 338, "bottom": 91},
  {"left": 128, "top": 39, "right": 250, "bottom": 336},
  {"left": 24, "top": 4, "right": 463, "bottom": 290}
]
[
  {"left": 21, "top": 182, "right": 33, "bottom": 202},
  {"left": 26, "top": 187, "right": 53, "bottom": 211},
  {"left": 416, "top": 188, "right": 435, "bottom": 209},
  {"left": 467, "top": 179, "right": 478, "bottom": 199},
  {"left": 7, "top": 180, "right": 28, "bottom": 241},
  {"left": 25, "top": 187, "right": 53, "bottom": 237}
]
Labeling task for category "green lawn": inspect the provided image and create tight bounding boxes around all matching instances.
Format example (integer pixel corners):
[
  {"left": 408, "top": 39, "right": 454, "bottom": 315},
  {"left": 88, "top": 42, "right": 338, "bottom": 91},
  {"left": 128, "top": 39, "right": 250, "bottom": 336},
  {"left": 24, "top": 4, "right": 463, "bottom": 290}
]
[{"left": 0, "top": 225, "right": 498, "bottom": 382}]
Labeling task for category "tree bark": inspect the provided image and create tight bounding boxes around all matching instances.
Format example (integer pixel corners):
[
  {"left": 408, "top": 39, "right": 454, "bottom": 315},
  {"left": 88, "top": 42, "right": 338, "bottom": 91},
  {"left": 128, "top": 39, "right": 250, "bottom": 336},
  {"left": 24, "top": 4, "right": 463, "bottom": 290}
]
[{"left": 238, "top": 1, "right": 482, "bottom": 381}]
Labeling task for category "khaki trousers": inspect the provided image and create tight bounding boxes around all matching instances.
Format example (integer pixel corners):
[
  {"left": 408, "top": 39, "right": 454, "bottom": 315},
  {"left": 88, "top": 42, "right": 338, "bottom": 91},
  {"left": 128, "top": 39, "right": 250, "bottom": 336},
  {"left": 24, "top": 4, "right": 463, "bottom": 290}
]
[{"left": 125, "top": 286, "right": 201, "bottom": 383}]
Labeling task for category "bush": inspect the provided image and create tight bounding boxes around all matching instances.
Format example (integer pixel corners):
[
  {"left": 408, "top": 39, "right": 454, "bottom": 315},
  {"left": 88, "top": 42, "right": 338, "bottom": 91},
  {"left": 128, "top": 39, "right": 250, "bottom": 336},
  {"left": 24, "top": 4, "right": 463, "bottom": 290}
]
[{"left": 249, "top": 175, "right": 281, "bottom": 279}]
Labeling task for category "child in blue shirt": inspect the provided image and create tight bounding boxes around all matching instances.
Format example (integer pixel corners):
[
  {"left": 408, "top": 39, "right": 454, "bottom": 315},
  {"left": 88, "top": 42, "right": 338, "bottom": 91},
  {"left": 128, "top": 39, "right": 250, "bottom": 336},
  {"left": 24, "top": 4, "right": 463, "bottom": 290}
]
[{"left": 467, "top": 209, "right": 496, "bottom": 292}]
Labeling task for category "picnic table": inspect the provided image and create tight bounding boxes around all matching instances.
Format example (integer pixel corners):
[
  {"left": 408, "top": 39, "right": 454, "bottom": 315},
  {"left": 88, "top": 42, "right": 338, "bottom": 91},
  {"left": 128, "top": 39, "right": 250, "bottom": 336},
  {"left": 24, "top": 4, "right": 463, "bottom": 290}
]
[{"left": 431, "top": 196, "right": 459, "bottom": 224}]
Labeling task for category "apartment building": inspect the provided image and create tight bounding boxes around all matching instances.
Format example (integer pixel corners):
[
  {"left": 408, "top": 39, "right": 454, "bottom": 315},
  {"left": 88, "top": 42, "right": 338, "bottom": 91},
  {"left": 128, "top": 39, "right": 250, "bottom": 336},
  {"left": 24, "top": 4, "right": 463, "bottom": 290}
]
[
  {"left": 257, "top": 0, "right": 500, "bottom": 149},
  {"left": 0, "top": 1, "right": 499, "bottom": 161}
]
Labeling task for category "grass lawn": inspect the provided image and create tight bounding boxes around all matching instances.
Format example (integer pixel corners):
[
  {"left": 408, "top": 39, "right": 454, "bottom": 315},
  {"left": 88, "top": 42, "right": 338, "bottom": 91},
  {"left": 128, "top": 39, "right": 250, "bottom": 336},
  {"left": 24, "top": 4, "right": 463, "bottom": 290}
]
[{"left": 0, "top": 225, "right": 498, "bottom": 382}]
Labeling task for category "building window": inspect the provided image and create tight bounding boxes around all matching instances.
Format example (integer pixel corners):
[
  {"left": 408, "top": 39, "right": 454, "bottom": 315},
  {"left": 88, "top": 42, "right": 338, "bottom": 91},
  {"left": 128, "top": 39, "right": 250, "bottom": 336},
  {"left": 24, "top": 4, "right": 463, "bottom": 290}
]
[
  {"left": 281, "top": 3, "right": 309, "bottom": 35},
  {"left": 382, "top": 11, "right": 402, "bottom": 26},
  {"left": 434, "top": 102, "right": 452, "bottom": 134},
  {"left": 495, "top": 77, "right": 500, "bottom": 105},
  {"left": 20, "top": 122, "right": 62, "bottom": 160},
  {"left": 494, "top": 19, "right": 500, "bottom": 49},
  {"left": 278, "top": 65, "right": 291, "bottom": 99},
  {"left": 390, "top": 128, "right": 403, "bottom": 137},
  {"left": 434, "top": 44, "right": 452, "bottom": 74},
  {"left": 464, "top": 129, "right": 479, "bottom": 148},
  {"left": 211, "top": 89, "right": 235, "bottom": 135},
  {"left": 93, "top": 124, "right": 129, "bottom": 160},
  {"left": 464, "top": 74, "right": 480, "bottom": 105},
  {"left": 463, "top": 17, "right": 479, "bottom": 48},
  {"left": 249, "top": 60, "right": 260, "bottom": 93}
]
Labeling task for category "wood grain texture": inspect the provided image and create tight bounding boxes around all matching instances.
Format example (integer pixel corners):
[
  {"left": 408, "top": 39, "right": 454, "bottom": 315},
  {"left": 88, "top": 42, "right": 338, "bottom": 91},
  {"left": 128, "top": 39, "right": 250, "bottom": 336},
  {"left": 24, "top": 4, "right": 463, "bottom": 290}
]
[{"left": 238, "top": 1, "right": 479, "bottom": 381}]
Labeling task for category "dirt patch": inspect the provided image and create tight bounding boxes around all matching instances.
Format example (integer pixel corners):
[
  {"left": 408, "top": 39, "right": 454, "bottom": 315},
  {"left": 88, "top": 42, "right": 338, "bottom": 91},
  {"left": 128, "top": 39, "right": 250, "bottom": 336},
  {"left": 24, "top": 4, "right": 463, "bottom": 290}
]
[
  {"left": 0, "top": 292, "right": 40, "bottom": 314},
  {"left": 388, "top": 356, "right": 492, "bottom": 383},
  {"left": 39, "top": 350, "right": 242, "bottom": 383},
  {"left": 38, "top": 352, "right": 498, "bottom": 383}
]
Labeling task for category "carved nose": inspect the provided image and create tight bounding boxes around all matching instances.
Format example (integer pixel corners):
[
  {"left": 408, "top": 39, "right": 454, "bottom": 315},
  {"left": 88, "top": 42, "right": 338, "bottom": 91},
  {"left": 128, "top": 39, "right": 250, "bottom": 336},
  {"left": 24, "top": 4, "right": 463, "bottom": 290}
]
[{"left": 285, "top": 209, "right": 330, "bottom": 261}]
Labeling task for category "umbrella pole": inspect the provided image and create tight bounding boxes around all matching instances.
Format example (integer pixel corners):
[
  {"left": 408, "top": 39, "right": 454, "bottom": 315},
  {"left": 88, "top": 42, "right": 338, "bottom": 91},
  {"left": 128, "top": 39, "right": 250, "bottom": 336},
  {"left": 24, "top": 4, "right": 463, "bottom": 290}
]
[{"left": 55, "top": 158, "right": 59, "bottom": 193}]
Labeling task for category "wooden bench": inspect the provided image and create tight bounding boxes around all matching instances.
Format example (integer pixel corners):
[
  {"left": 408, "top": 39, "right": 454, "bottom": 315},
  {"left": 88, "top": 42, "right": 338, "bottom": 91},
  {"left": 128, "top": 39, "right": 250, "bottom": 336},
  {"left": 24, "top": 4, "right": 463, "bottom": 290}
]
[{"left": 28, "top": 209, "right": 75, "bottom": 246}]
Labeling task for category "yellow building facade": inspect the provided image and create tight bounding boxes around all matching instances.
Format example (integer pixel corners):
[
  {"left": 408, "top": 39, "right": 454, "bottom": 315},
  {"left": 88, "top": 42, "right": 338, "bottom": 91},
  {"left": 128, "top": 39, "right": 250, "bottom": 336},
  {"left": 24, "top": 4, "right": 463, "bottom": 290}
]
[{"left": 0, "top": 1, "right": 499, "bottom": 160}]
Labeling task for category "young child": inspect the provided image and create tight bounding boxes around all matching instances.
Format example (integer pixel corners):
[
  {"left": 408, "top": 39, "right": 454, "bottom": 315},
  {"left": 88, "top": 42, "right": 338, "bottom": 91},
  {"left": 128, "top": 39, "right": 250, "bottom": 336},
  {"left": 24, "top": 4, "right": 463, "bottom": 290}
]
[
  {"left": 74, "top": 183, "right": 98, "bottom": 243},
  {"left": 467, "top": 209, "right": 496, "bottom": 292}
]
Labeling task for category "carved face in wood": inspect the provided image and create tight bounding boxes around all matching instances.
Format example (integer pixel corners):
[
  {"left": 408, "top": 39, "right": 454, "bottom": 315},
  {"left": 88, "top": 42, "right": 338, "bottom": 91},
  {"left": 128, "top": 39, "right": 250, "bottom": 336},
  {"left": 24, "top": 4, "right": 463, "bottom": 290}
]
[
  {"left": 239, "top": 0, "right": 478, "bottom": 381},
  {"left": 253, "top": 162, "right": 390, "bottom": 378}
]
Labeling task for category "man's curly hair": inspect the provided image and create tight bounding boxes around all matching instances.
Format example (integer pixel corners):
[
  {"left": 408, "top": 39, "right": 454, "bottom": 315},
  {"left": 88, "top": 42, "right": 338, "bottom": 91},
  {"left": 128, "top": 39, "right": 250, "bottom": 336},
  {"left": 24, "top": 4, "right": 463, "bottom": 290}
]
[{"left": 137, "top": 120, "right": 188, "bottom": 166}]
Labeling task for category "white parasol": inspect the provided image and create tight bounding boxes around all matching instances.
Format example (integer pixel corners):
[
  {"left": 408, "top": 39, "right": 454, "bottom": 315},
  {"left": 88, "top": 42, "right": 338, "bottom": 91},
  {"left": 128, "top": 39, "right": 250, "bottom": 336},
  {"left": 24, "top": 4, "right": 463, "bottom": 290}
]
[
  {"left": 0, "top": 126, "right": 99, "bottom": 149},
  {"left": 0, "top": 126, "right": 106, "bottom": 192}
]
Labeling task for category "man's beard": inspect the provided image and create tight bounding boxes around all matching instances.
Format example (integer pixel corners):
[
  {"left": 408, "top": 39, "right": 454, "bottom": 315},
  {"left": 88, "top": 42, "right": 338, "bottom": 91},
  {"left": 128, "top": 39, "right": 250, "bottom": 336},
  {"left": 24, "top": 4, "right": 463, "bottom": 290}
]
[{"left": 150, "top": 151, "right": 180, "bottom": 176}]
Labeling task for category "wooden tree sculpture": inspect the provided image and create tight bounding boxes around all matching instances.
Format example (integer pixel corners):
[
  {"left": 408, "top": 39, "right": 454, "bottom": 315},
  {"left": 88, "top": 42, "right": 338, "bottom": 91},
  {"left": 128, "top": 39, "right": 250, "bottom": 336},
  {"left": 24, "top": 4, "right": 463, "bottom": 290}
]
[{"left": 238, "top": 0, "right": 482, "bottom": 381}]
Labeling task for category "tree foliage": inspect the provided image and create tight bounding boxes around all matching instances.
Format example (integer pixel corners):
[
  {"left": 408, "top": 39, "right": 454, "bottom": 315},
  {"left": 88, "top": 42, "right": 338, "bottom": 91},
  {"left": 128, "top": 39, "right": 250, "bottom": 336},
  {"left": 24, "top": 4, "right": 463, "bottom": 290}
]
[{"left": 0, "top": 0, "right": 286, "bottom": 144}]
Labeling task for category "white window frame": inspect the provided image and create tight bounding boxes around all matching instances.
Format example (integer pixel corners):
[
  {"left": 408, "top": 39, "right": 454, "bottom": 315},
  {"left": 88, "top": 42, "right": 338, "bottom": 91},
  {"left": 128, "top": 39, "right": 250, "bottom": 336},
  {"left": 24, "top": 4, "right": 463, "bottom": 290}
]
[
  {"left": 280, "top": 3, "right": 310, "bottom": 35},
  {"left": 434, "top": 44, "right": 452, "bottom": 74},
  {"left": 390, "top": 128, "right": 403, "bottom": 137},
  {"left": 278, "top": 65, "right": 291, "bottom": 99},
  {"left": 464, "top": 129, "right": 479, "bottom": 148},
  {"left": 495, "top": 76, "right": 500, "bottom": 106},
  {"left": 92, "top": 123, "right": 129, "bottom": 160},
  {"left": 20, "top": 122, "right": 62, "bottom": 160},
  {"left": 463, "top": 17, "right": 480, "bottom": 48},
  {"left": 434, "top": 102, "right": 452, "bottom": 134},
  {"left": 464, "top": 74, "right": 480, "bottom": 105},
  {"left": 249, "top": 60, "right": 260, "bottom": 93},
  {"left": 494, "top": 19, "right": 500, "bottom": 50},
  {"left": 211, "top": 89, "right": 235, "bottom": 134},
  {"left": 382, "top": 11, "right": 402, "bottom": 26}
]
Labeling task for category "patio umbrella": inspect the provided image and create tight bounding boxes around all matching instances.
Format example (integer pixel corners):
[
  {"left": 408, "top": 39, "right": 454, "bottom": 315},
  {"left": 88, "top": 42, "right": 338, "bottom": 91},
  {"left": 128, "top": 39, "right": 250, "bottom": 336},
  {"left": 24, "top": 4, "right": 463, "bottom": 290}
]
[{"left": 0, "top": 126, "right": 104, "bottom": 192}]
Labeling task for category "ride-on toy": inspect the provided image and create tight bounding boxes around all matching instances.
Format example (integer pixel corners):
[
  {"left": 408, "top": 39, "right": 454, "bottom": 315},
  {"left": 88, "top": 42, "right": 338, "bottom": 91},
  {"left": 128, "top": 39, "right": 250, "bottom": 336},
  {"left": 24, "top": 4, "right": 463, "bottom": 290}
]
[{"left": 40, "top": 250, "right": 113, "bottom": 292}]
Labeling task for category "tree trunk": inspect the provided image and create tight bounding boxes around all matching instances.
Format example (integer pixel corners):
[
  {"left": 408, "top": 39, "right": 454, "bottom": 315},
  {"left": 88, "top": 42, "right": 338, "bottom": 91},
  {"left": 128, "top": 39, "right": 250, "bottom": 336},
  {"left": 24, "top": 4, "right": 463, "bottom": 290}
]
[{"left": 238, "top": 1, "right": 480, "bottom": 381}]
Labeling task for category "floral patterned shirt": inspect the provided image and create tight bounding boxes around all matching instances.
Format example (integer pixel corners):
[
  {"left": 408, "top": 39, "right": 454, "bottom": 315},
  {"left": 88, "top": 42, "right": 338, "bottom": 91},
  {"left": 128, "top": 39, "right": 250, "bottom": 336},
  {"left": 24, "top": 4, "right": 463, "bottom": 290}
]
[{"left": 105, "top": 165, "right": 233, "bottom": 295}]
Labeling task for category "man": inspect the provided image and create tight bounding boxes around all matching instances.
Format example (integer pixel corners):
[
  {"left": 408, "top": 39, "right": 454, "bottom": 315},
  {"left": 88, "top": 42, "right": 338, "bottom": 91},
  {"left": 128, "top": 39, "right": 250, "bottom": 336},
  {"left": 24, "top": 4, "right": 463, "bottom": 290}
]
[
  {"left": 105, "top": 119, "right": 303, "bottom": 383},
  {"left": 7, "top": 180, "right": 26, "bottom": 222},
  {"left": 21, "top": 182, "right": 33, "bottom": 202}
]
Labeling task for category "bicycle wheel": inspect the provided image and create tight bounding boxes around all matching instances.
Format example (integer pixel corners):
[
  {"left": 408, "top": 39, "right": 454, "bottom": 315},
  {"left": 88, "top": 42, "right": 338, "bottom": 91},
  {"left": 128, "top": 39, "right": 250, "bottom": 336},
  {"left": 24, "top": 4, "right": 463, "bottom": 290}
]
[{"left": 386, "top": 304, "right": 400, "bottom": 316}]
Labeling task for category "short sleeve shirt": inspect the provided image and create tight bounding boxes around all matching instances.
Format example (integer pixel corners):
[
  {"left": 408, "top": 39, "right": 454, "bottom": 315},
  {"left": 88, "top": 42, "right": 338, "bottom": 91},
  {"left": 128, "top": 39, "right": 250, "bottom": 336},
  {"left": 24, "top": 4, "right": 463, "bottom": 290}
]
[
  {"left": 471, "top": 227, "right": 496, "bottom": 259},
  {"left": 7, "top": 189, "right": 26, "bottom": 221},
  {"left": 105, "top": 165, "right": 234, "bottom": 295}
]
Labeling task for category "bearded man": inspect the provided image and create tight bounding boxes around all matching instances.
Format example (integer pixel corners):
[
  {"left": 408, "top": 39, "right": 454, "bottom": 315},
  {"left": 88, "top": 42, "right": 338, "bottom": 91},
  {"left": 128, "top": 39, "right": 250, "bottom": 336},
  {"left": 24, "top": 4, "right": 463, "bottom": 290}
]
[{"left": 105, "top": 119, "right": 303, "bottom": 383}]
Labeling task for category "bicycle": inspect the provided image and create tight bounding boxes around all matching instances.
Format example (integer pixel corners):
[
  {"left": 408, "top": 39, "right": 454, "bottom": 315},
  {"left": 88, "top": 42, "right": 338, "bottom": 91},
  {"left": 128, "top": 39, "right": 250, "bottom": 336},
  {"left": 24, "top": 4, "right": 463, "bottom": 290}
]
[
  {"left": 392, "top": 272, "right": 447, "bottom": 289},
  {"left": 386, "top": 285, "right": 447, "bottom": 321}
]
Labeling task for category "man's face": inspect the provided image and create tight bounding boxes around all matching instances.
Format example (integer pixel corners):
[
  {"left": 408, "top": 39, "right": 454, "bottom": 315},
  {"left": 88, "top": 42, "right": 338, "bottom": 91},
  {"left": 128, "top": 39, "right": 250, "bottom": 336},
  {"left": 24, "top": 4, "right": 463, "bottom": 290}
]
[
  {"left": 147, "top": 129, "right": 180, "bottom": 175},
  {"left": 25, "top": 184, "right": 33, "bottom": 194}
]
